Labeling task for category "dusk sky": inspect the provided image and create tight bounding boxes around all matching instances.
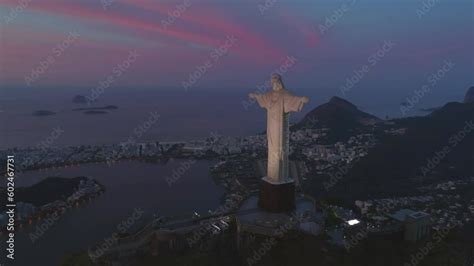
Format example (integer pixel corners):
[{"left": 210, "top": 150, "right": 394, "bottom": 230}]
[{"left": 0, "top": 0, "right": 472, "bottom": 97}]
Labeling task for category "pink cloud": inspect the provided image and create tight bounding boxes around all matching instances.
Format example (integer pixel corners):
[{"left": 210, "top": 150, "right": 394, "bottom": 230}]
[
  {"left": 120, "top": 0, "right": 286, "bottom": 60},
  {"left": 1, "top": 0, "right": 286, "bottom": 62},
  {"left": 0, "top": 1, "right": 222, "bottom": 47},
  {"left": 277, "top": 11, "right": 320, "bottom": 48}
]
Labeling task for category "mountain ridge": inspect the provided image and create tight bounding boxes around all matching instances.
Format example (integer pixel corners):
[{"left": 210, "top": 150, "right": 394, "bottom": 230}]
[
  {"left": 329, "top": 100, "right": 474, "bottom": 201},
  {"left": 292, "top": 96, "right": 381, "bottom": 143}
]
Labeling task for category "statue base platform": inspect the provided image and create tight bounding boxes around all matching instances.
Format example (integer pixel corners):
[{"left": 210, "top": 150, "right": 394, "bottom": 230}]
[{"left": 258, "top": 177, "right": 295, "bottom": 213}]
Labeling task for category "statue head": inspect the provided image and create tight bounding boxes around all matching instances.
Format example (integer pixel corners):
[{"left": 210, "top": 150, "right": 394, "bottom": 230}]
[{"left": 271, "top": 73, "right": 285, "bottom": 91}]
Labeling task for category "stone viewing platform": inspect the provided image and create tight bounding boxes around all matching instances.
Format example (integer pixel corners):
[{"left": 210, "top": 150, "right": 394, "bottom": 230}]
[{"left": 236, "top": 194, "right": 324, "bottom": 247}]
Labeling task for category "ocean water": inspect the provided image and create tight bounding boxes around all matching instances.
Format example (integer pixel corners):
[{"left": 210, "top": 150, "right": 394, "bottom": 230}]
[
  {"left": 0, "top": 87, "right": 464, "bottom": 149},
  {"left": 1, "top": 160, "right": 224, "bottom": 265}
]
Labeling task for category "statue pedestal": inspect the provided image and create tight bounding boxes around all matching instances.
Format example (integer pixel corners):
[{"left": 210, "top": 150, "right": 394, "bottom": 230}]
[{"left": 258, "top": 177, "right": 295, "bottom": 213}]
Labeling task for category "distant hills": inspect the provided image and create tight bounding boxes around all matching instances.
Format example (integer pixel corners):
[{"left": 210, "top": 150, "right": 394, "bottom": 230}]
[
  {"left": 297, "top": 96, "right": 381, "bottom": 127},
  {"left": 297, "top": 88, "right": 474, "bottom": 201},
  {"left": 292, "top": 96, "right": 381, "bottom": 143},
  {"left": 331, "top": 100, "right": 474, "bottom": 201}
]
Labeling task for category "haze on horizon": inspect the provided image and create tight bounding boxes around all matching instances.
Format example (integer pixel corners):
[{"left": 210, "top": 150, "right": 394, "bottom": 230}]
[{"left": 0, "top": 0, "right": 472, "bottom": 102}]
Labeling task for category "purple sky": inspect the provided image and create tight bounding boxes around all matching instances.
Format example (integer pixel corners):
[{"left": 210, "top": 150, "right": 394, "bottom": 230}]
[{"left": 0, "top": 0, "right": 472, "bottom": 97}]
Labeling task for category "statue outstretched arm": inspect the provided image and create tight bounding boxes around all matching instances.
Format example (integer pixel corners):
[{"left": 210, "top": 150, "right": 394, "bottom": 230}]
[
  {"left": 248, "top": 92, "right": 270, "bottom": 108},
  {"left": 284, "top": 94, "right": 310, "bottom": 113}
]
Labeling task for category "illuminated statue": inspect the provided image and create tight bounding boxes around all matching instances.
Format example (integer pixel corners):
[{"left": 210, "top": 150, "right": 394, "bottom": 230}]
[{"left": 249, "top": 74, "right": 309, "bottom": 185}]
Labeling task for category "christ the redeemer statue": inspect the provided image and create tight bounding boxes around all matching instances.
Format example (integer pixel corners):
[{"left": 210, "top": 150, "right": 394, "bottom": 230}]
[{"left": 249, "top": 74, "right": 309, "bottom": 212}]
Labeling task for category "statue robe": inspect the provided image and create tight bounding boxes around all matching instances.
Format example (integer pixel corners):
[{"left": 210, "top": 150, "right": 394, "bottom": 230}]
[{"left": 253, "top": 89, "right": 308, "bottom": 183}]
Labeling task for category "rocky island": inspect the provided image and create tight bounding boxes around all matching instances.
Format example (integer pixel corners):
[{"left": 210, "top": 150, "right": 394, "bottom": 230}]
[
  {"left": 72, "top": 95, "right": 88, "bottom": 104},
  {"left": 72, "top": 105, "right": 118, "bottom": 111},
  {"left": 72, "top": 105, "right": 118, "bottom": 115}
]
